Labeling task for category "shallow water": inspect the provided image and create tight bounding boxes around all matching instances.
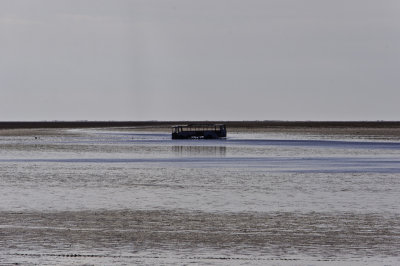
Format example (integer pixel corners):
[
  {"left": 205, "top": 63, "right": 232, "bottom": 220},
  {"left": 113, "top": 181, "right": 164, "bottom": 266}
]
[{"left": 0, "top": 129, "right": 399, "bottom": 265}]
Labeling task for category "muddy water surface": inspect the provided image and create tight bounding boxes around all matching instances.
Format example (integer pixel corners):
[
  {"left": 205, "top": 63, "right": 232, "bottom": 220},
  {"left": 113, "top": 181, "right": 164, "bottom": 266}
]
[{"left": 0, "top": 128, "right": 399, "bottom": 265}]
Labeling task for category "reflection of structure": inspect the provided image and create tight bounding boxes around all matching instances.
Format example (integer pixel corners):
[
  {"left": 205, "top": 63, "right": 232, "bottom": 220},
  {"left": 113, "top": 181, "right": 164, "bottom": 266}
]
[
  {"left": 172, "top": 124, "right": 227, "bottom": 139},
  {"left": 172, "top": 146, "right": 226, "bottom": 156}
]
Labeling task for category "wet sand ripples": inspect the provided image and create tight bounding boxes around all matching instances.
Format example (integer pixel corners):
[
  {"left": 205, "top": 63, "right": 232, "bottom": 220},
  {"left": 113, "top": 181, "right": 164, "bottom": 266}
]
[{"left": 1, "top": 210, "right": 399, "bottom": 260}]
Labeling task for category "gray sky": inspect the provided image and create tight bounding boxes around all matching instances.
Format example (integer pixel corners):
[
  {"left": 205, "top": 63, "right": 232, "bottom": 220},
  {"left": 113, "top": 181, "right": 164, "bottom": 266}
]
[{"left": 1, "top": 0, "right": 399, "bottom": 121}]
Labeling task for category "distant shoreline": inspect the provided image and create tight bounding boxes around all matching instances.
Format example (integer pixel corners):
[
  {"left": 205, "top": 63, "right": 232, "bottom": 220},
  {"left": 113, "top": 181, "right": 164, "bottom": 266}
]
[
  {"left": 1, "top": 121, "right": 400, "bottom": 130},
  {"left": 1, "top": 121, "right": 400, "bottom": 139}
]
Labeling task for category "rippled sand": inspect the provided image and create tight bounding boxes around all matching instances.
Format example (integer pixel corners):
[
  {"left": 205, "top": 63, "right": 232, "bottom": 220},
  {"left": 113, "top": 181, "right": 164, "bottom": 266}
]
[{"left": 1, "top": 210, "right": 399, "bottom": 256}]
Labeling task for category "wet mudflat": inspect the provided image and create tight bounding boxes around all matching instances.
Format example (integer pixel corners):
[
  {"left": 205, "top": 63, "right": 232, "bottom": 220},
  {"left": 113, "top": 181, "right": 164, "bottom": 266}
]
[{"left": 0, "top": 128, "right": 399, "bottom": 265}]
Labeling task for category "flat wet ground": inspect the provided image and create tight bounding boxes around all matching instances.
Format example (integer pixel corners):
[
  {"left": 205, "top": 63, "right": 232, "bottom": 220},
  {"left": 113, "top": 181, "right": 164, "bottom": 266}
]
[{"left": 0, "top": 128, "right": 399, "bottom": 265}]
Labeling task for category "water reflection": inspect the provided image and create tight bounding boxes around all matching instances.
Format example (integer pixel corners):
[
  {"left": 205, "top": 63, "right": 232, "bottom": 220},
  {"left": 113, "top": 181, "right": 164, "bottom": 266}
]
[{"left": 172, "top": 145, "right": 226, "bottom": 156}]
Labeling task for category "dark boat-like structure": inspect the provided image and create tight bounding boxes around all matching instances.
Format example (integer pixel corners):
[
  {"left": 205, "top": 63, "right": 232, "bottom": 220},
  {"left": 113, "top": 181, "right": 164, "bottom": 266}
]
[{"left": 172, "top": 124, "right": 226, "bottom": 139}]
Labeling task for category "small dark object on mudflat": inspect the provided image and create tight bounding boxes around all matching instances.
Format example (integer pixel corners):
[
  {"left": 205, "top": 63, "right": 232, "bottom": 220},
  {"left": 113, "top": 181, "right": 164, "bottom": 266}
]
[{"left": 172, "top": 124, "right": 227, "bottom": 139}]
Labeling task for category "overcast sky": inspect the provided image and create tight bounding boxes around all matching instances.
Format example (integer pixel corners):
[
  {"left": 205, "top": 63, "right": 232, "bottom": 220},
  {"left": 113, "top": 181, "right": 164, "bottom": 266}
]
[{"left": 1, "top": 0, "right": 399, "bottom": 121}]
